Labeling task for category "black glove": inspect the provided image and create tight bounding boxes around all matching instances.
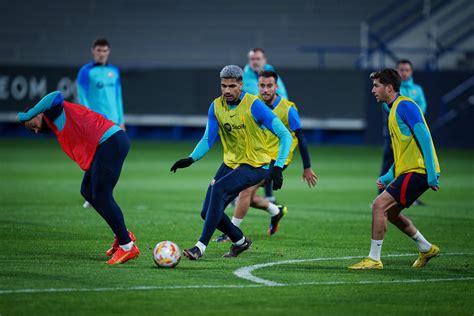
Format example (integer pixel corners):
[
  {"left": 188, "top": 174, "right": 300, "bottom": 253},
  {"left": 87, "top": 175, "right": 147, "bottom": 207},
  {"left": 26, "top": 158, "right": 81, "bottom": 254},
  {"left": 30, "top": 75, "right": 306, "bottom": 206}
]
[
  {"left": 270, "top": 166, "right": 283, "bottom": 190},
  {"left": 170, "top": 157, "right": 194, "bottom": 173}
]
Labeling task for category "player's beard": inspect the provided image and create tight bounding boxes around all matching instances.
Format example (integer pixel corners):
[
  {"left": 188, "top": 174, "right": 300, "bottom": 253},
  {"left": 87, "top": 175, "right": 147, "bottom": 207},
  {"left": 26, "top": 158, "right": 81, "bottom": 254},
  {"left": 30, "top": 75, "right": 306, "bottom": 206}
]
[{"left": 262, "top": 93, "right": 275, "bottom": 105}]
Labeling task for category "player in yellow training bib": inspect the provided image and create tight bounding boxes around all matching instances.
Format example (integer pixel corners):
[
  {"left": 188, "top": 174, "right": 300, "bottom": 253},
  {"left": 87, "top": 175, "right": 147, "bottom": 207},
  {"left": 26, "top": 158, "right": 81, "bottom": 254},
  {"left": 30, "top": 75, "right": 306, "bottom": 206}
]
[
  {"left": 349, "top": 69, "right": 441, "bottom": 270},
  {"left": 170, "top": 65, "right": 292, "bottom": 260},
  {"left": 215, "top": 70, "right": 317, "bottom": 242}
]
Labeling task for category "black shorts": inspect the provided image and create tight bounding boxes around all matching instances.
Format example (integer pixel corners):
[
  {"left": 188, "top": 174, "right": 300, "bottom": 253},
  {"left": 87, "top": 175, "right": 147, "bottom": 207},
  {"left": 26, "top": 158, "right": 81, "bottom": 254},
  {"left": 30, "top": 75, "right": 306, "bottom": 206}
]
[{"left": 385, "top": 172, "right": 429, "bottom": 208}]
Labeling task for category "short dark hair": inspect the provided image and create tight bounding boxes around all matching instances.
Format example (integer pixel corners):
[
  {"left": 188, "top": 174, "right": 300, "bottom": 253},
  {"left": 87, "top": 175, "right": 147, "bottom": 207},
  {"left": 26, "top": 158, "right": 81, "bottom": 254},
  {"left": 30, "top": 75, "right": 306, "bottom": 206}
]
[
  {"left": 258, "top": 70, "right": 278, "bottom": 82},
  {"left": 92, "top": 38, "right": 110, "bottom": 48},
  {"left": 250, "top": 47, "right": 265, "bottom": 55},
  {"left": 370, "top": 68, "right": 401, "bottom": 92},
  {"left": 397, "top": 59, "right": 413, "bottom": 69}
]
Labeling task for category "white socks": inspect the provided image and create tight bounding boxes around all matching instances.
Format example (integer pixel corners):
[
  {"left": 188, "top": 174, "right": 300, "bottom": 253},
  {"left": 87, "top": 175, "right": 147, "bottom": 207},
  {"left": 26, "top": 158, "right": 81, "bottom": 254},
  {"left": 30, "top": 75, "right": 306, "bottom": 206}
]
[
  {"left": 411, "top": 230, "right": 432, "bottom": 252},
  {"left": 266, "top": 203, "right": 280, "bottom": 216},
  {"left": 366, "top": 231, "right": 431, "bottom": 261},
  {"left": 231, "top": 216, "right": 244, "bottom": 228},
  {"left": 119, "top": 241, "right": 134, "bottom": 251},
  {"left": 234, "top": 236, "right": 245, "bottom": 246},
  {"left": 232, "top": 203, "right": 279, "bottom": 228},
  {"left": 368, "top": 239, "right": 383, "bottom": 261},
  {"left": 196, "top": 241, "right": 206, "bottom": 254}
]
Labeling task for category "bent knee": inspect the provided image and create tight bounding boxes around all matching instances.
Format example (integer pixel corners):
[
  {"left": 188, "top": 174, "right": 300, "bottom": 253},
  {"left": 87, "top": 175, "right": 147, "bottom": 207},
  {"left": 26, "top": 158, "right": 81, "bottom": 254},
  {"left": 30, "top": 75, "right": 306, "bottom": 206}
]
[
  {"left": 372, "top": 198, "right": 386, "bottom": 213},
  {"left": 239, "top": 187, "right": 253, "bottom": 199}
]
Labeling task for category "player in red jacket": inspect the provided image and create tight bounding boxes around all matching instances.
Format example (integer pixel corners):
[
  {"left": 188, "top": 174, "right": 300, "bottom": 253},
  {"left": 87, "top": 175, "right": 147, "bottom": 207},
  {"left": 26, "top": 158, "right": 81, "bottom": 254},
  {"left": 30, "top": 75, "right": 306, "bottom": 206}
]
[{"left": 17, "top": 91, "right": 139, "bottom": 265}]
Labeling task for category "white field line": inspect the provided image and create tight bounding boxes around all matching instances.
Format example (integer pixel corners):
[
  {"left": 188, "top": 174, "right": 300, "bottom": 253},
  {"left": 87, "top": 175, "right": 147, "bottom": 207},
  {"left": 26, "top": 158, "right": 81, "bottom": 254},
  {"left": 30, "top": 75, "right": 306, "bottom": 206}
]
[
  {"left": 233, "top": 252, "right": 473, "bottom": 286},
  {"left": 1, "top": 252, "right": 472, "bottom": 295},
  {"left": 0, "top": 284, "right": 263, "bottom": 295}
]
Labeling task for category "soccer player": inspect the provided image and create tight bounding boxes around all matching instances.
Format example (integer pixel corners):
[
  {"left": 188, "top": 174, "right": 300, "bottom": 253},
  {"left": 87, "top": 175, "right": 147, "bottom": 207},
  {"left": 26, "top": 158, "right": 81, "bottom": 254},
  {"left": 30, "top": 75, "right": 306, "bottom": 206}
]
[
  {"left": 170, "top": 65, "right": 292, "bottom": 260},
  {"left": 243, "top": 48, "right": 289, "bottom": 203},
  {"left": 378, "top": 60, "right": 427, "bottom": 201},
  {"left": 349, "top": 69, "right": 440, "bottom": 270},
  {"left": 77, "top": 38, "right": 125, "bottom": 208},
  {"left": 215, "top": 70, "right": 317, "bottom": 242},
  {"left": 17, "top": 91, "right": 139, "bottom": 265}
]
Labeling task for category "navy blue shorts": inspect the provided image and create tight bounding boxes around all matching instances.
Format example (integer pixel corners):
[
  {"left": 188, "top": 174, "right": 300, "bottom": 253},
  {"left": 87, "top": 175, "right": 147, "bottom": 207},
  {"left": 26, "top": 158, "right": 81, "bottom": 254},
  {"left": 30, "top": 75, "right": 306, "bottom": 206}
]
[{"left": 385, "top": 172, "right": 429, "bottom": 208}]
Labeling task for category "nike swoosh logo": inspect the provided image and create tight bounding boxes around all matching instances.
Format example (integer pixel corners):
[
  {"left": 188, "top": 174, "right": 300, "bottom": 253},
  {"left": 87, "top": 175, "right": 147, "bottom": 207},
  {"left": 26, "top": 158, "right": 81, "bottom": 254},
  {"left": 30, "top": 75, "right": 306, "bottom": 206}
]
[{"left": 230, "top": 114, "right": 236, "bottom": 118}]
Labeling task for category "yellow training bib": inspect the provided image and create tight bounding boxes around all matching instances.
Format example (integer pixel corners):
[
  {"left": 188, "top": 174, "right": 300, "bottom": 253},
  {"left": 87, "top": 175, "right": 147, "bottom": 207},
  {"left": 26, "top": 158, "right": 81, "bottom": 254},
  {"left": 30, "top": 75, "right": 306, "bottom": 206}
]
[
  {"left": 388, "top": 95, "right": 440, "bottom": 177},
  {"left": 213, "top": 93, "right": 271, "bottom": 169},
  {"left": 262, "top": 97, "right": 298, "bottom": 165}
]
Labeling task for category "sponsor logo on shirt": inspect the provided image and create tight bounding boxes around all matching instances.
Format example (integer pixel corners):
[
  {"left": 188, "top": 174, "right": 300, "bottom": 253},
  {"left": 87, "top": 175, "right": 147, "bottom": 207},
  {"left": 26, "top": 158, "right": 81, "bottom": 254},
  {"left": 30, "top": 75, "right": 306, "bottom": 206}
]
[
  {"left": 224, "top": 123, "right": 245, "bottom": 132},
  {"left": 96, "top": 81, "right": 115, "bottom": 89}
]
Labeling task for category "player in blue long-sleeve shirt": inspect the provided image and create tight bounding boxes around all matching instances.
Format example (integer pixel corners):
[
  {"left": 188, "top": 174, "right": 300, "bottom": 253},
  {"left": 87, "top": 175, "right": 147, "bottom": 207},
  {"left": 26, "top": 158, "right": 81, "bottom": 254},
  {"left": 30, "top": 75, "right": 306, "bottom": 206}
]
[
  {"left": 77, "top": 38, "right": 125, "bottom": 127},
  {"left": 77, "top": 38, "right": 125, "bottom": 209},
  {"left": 350, "top": 69, "right": 440, "bottom": 270},
  {"left": 215, "top": 70, "right": 317, "bottom": 242},
  {"left": 170, "top": 65, "right": 292, "bottom": 260},
  {"left": 243, "top": 48, "right": 288, "bottom": 99}
]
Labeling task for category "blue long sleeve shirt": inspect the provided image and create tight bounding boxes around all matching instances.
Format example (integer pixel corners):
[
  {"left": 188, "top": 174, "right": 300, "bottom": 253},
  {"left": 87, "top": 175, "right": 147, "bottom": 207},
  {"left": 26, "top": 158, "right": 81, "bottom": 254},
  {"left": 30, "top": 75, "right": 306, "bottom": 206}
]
[
  {"left": 242, "top": 64, "right": 289, "bottom": 99},
  {"left": 190, "top": 92, "right": 292, "bottom": 168},
  {"left": 77, "top": 62, "right": 124, "bottom": 125}
]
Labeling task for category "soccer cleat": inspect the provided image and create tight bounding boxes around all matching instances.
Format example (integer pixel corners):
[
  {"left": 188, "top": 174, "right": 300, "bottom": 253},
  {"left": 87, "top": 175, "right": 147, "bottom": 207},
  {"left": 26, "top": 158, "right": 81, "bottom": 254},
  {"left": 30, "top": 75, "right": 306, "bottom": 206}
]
[
  {"left": 106, "top": 230, "right": 136, "bottom": 257},
  {"left": 268, "top": 205, "right": 288, "bottom": 236},
  {"left": 106, "top": 244, "right": 140, "bottom": 265},
  {"left": 213, "top": 234, "right": 231, "bottom": 243},
  {"left": 413, "top": 244, "right": 440, "bottom": 268},
  {"left": 348, "top": 257, "right": 384, "bottom": 270},
  {"left": 223, "top": 238, "right": 252, "bottom": 258},
  {"left": 183, "top": 246, "right": 202, "bottom": 260}
]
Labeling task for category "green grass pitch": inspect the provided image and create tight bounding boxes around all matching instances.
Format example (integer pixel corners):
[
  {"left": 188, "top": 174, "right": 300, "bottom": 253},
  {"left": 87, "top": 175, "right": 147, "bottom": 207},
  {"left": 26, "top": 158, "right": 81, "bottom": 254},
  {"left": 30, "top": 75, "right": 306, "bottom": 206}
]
[{"left": 0, "top": 139, "right": 473, "bottom": 315}]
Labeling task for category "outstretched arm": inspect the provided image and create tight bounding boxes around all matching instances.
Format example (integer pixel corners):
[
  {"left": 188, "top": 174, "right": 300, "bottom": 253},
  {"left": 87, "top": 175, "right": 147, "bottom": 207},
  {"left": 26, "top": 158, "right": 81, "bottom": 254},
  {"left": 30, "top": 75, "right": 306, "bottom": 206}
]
[
  {"left": 189, "top": 102, "right": 219, "bottom": 161},
  {"left": 288, "top": 107, "right": 317, "bottom": 187},
  {"left": 288, "top": 107, "right": 311, "bottom": 168},
  {"left": 17, "top": 91, "right": 64, "bottom": 122},
  {"left": 171, "top": 102, "right": 218, "bottom": 173}
]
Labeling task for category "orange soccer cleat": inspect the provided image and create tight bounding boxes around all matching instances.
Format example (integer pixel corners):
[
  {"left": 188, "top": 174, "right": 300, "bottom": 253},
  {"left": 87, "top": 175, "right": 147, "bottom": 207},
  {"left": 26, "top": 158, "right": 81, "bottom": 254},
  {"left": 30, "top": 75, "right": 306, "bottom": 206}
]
[
  {"left": 106, "top": 244, "right": 140, "bottom": 265},
  {"left": 105, "top": 230, "right": 136, "bottom": 257}
]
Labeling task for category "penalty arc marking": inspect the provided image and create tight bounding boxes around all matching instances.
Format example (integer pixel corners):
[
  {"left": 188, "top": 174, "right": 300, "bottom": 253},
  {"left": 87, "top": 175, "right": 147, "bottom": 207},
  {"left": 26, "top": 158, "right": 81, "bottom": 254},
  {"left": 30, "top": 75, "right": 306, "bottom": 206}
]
[
  {"left": 0, "top": 253, "right": 472, "bottom": 295},
  {"left": 233, "top": 252, "right": 474, "bottom": 286}
]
